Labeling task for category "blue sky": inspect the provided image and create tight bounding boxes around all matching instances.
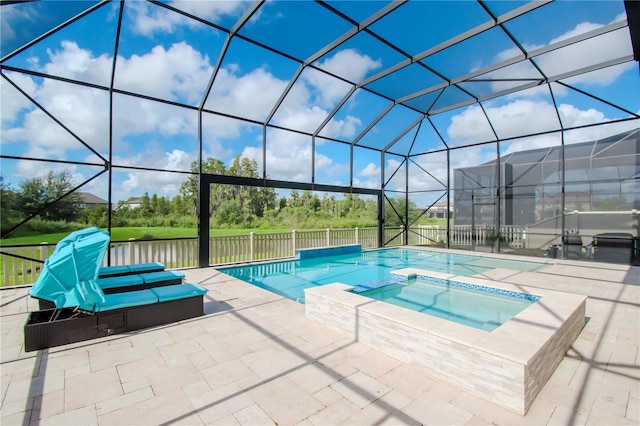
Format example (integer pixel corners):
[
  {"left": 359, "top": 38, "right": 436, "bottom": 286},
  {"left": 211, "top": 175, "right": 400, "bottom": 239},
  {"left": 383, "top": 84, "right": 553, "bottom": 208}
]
[{"left": 1, "top": 0, "right": 638, "bottom": 204}]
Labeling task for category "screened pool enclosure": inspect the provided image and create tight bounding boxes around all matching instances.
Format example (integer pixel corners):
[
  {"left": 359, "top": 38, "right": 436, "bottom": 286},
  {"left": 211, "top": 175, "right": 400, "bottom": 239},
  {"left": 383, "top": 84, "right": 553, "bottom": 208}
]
[{"left": 1, "top": 0, "right": 639, "bottom": 267}]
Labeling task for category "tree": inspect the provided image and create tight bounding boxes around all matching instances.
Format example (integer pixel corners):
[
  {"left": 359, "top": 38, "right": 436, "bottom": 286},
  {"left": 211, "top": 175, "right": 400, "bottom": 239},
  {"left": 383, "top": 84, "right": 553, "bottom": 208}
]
[
  {"left": 289, "top": 190, "right": 300, "bottom": 207},
  {"left": 179, "top": 158, "right": 227, "bottom": 215},
  {"left": 140, "top": 192, "right": 152, "bottom": 217},
  {"left": 80, "top": 205, "right": 108, "bottom": 227},
  {"left": 171, "top": 194, "right": 189, "bottom": 215},
  {"left": 0, "top": 174, "right": 19, "bottom": 233},
  {"left": 384, "top": 196, "right": 420, "bottom": 227},
  {"left": 16, "top": 170, "right": 80, "bottom": 222},
  {"left": 179, "top": 156, "right": 277, "bottom": 226}
]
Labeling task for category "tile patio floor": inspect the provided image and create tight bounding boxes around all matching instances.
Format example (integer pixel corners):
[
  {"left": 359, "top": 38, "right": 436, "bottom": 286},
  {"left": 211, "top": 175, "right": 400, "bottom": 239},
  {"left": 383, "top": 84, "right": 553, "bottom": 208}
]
[{"left": 1, "top": 250, "right": 639, "bottom": 425}]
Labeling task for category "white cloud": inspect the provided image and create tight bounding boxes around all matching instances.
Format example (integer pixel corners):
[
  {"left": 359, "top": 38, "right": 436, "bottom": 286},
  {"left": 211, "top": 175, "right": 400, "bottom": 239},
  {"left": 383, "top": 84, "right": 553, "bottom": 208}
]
[
  {"left": 274, "top": 103, "right": 330, "bottom": 133},
  {"left": 384, "top": 158, "right": 405, "bottom": 190},
  {"left": 13, "top": 157, "right": 77, "bottom": 179},
  {"left": 300, "top": 67, "right": 351, "bottom": 109},
  {"left": 117, "top": 169, "right": 185, "bottom": 200},
  {"left": 316, "top": 48, "right": 382, "bottom": 83},
  {"left": 358, "top": 162, "right": 380, "bottom": 178},
  {"left": 316, "top": 154, "right": 349, "bottom": 180},
  {"left": 480, "top": 18, "right": 634, "bottom": 95},
  {"left": 3, "top": 107, "right": 92, "bottom": 158},
  {"left": 533, "top": 28, "right": 632, "bottom": 83},
  {"left": 446, "top": 96, "right": 635, "bottom": 151},
  {"left": 5, "top": 38, "right": 364, "bottom": 192},
  {"left": 352, "top": 176, "right": 380, "bottom": 190},
  {"left": 166, "top": 149, "right": 192, "bottom": 170},
  {"left": 128, "top": 0, "right": 249, "bottom": 37},
  {"left": 3, "top": 41, "right": 213, "bottom": 160},
  {"left": 111, "top": 148, "right": 195, "bottom": 200},
  {"left": 242, "top": 128, "right": 312, "bottom": 181},
  {"left": 0, "top": 2, "right": 39, "bottom": 48},
  {"left": 322, "top": 115, "right": 361, "bottom": 139},
  {"left": 43, "top": 41, "right": 112, "bottom": 86},
  {"left": 556, "top": 103, "right": 606, "bottom": 128},
  {"left": 408, "top": 152, "right": 449, "bottom": 192},
  {"left": 0, "top": 72, "right": 37, "bottom": 124},
  {"left": 206, "top": 67, "right": 288, "bottom": 121},
  {"left": 562, "top": 118, "right": 640, "bottom": 145},
  {"left": 114, "top": 42, "right": 212, "bottom": 105},
  {"left": 270, "top": 49, "right": 381, "bottom": 134},
  {"left": 483, "top": 99, "right": 561, "bottom": 140},
  {"left": 446, "top": 105, "right": 495, "bottom": 145}
]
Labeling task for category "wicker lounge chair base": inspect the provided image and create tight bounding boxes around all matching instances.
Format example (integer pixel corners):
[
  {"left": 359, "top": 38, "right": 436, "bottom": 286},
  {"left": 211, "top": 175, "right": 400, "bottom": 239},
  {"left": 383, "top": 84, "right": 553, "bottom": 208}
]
[{"left": 25, "top": 291, "right": 205, "bottom": 352}]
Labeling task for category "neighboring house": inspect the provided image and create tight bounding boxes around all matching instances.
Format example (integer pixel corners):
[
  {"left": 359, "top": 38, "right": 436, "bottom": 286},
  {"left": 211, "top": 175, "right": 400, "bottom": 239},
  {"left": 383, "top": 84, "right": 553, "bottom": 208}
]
[
  {"left": 75, "top": 192, "right": 110, "bottom": 210},
  {"left": 426, "top": 202, "right": 453, "bottom": 219},
  {"left": 117, "top": 198, "right": 143, "bottom": 210}
]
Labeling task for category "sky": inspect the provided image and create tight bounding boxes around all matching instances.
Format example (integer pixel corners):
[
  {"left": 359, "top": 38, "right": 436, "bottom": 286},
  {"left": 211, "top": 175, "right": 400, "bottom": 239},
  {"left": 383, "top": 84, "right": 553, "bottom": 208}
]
[{"left": 1, "top": 0, "right": 639, "bottom": 206}]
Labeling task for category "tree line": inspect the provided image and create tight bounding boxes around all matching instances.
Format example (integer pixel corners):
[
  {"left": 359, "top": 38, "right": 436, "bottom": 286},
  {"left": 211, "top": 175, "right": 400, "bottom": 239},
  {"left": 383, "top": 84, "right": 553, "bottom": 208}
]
[{"left": 1, "top": 156, "right": 426, "bottom": 238}]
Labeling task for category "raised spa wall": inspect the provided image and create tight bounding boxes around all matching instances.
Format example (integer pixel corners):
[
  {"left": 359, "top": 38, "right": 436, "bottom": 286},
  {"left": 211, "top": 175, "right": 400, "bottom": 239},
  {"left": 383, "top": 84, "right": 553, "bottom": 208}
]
[{"left": 304, "top": 269, "right": 587, "bottom": 415}]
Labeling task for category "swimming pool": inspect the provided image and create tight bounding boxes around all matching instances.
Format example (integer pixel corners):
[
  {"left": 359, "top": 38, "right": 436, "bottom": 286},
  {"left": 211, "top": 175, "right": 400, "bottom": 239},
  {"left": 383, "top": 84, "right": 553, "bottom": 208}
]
[
  {"left": 358, "top": 279, "right": 537, "bottom": 331},
  {"left": 219, "top": 247, "right": 549, "bottom": 302}
]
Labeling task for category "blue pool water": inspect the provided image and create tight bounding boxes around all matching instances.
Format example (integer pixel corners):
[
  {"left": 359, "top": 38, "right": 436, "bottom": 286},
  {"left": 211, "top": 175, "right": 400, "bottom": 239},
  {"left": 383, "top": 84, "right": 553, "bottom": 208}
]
[
  {"left": 220, "top": 247, "right": 548, "bottom": 303},
  {"left": 358, "top": 280, "right": 536, "bottom": 331}
]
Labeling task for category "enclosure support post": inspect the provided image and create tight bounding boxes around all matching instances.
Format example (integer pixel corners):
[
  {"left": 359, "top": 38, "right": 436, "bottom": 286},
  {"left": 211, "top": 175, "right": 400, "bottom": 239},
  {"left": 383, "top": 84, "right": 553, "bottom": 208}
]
[
  {"left": 197, "top": 180, "right": 210, "bottom": 268},
  {"left": 292, "top": 230, "right": 297, "bottom": 256},
  {"left": 378, "top": 193, "right": 384, "bottom": 248}
]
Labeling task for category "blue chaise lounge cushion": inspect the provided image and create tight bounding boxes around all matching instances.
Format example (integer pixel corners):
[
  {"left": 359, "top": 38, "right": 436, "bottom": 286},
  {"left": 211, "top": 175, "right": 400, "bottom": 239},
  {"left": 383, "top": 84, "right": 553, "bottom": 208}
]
[
  {"left": 98, "top": 274, "right": 145, "bottom": 290},
  {"left": 98, "top": 265, "right": 129, "bottom": 276},
  {"left": 141, "top": 270, "right": 185, "bottom": 284},
  {"left": 151, "top": 283, "right": 207, "bottom": 302},
  {"left": 127, "top": 262, "right": 164, "bottom": 274},
  {"left": 96, "top": 290, "right": 158, "bottom": 312}
]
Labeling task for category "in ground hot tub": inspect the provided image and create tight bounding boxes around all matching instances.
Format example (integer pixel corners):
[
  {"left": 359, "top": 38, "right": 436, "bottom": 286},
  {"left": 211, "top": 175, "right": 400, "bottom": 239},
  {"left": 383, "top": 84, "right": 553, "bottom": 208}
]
[{"left": 304, "top": 269, "right": 586, "bottom": 415}]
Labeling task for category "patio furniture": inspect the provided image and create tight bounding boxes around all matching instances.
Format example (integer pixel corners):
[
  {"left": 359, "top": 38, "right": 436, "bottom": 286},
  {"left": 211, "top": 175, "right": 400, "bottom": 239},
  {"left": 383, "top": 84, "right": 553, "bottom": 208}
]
[
  {"left": 33, "top": 265, "right": 186, "bottom": 309},
  {"left": 25, "top": 227, "right": 208, "bottom": 351},
  {"left": 592, "top": 233, "right": 635, "bottom": 264},
  {"left": 24, "top": 280, "right": 207, "bottom": 351},
  {"left": 30, "top": 229, "right": 184, "bottom": 309}
]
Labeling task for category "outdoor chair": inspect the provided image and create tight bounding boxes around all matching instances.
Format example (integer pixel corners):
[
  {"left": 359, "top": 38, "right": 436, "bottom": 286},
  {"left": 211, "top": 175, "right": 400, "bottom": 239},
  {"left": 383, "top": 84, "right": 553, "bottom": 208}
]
[
  {"left": 33, "top": 268, "right": 186, "bottom": 309},
  {"left": 24, "top": 227, "right": 208, "bottom": 351},
  {"left": 25, "top": 278, "right": 207, "bottom": 351}
]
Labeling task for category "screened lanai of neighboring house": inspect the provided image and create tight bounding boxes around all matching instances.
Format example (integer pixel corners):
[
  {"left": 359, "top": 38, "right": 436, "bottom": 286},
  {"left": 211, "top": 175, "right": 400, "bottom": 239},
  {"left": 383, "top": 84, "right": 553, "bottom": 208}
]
[{"left": 1, "top": 0, "right": 639, "bottom": 266}]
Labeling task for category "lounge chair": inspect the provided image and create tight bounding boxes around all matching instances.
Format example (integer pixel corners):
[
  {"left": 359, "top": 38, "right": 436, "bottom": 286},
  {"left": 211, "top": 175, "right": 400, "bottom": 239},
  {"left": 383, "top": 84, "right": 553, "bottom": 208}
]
[
  {"left": 30, "top": 229, "right": 185, "bottom": 309},
  {"left": 25, "top": 227, "right": 207, "bottom": 351},
  {"left": 34, "top": 270, "right": 187, "bottom": 309},
  {"left": 25, "top": 278, "right": 208, "bottom": 351}
]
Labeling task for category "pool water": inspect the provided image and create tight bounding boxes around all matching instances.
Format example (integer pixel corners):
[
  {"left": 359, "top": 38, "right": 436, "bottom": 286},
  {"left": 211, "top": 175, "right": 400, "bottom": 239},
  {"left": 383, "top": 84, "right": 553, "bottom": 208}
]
[
  {"left": 220, "top": 247, "right": 548, "bottom": 302},
  {"left": 357, "top": 280, "right": 536, "bottom": 331}
]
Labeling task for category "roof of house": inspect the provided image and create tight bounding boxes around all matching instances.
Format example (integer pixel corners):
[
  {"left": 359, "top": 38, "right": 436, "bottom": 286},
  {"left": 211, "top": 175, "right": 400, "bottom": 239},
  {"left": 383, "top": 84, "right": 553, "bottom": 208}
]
[
  {"left": 122, "top": 198, "right": 143, "bottom": 205},
  {"left": 77, "top": 192, "right": 108, "bottom": 204}
]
